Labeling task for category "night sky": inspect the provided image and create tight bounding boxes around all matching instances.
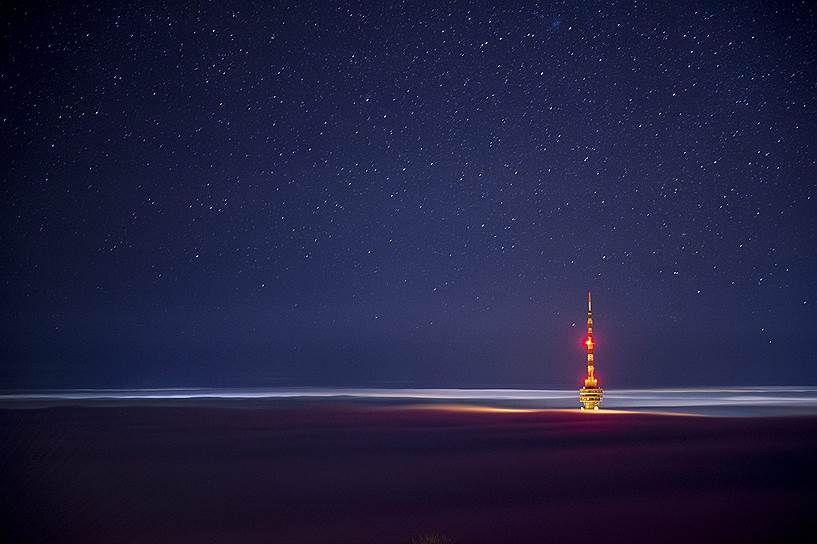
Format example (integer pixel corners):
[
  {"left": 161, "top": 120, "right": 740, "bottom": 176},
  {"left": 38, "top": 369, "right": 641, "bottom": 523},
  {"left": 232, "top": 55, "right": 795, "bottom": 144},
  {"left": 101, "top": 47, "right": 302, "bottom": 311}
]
[{"left": 2, "top": 1, "right": 816, "bottom": 389}]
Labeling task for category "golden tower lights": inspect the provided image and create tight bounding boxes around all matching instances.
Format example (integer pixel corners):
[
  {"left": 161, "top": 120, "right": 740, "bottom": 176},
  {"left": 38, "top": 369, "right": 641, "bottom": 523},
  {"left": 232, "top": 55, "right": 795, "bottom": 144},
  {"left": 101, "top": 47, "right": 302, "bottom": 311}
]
[{"left": 579, "top": 291, "right": 603, "bottom": 409}]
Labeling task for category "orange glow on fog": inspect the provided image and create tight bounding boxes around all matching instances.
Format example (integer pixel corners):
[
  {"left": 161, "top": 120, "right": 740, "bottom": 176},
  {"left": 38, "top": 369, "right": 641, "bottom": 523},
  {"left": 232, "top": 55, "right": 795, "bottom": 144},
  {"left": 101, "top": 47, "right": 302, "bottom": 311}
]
[
  {"left": 394, "top": 404, "right": 542, "bottom": 414},
  {"left": 396, "top": 404, "right": 699, "bottom": 417}
]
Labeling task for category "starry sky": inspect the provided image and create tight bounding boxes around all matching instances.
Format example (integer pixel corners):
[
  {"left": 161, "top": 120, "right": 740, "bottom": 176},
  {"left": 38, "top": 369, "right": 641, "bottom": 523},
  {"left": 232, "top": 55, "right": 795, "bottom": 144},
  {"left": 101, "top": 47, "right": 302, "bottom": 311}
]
[{"left": 2, "top": 1, "right": 816, "bottom": 389}]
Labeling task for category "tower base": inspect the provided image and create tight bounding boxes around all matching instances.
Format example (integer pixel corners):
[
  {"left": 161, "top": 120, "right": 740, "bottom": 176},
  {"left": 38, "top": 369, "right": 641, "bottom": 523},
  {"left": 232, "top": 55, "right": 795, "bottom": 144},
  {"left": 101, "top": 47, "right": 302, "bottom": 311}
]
[{"left": 579, "top": 387, "right": 603, "bottom": 410}]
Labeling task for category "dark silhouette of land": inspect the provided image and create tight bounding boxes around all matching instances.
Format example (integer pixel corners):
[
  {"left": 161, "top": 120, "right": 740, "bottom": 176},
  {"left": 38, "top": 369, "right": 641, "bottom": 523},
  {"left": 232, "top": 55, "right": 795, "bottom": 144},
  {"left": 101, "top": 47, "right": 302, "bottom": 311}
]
[{"left": 2, "top": 402, "right": 816, "bottom": 543}]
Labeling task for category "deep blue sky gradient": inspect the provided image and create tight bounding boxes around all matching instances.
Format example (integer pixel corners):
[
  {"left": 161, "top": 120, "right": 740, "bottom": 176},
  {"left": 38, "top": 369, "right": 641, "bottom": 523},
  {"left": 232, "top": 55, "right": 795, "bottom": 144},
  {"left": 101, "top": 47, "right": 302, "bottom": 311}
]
[{"left": 2, "top": 1, "right": 816, "bottom": 388}]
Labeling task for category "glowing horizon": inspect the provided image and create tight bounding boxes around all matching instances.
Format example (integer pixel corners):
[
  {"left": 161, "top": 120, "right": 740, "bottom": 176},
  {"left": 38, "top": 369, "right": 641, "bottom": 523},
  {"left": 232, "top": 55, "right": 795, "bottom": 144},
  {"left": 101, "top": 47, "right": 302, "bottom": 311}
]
[{"left": 2, "top": 386, "right": 817, "bottom": 417}]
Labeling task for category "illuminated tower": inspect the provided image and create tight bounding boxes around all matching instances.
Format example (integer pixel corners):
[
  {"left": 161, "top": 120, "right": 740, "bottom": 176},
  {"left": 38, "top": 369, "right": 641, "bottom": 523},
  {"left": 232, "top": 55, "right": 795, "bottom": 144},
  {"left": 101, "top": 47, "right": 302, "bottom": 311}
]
[{"left": 579, "top": 291, "right": 603, "bottom": 409}]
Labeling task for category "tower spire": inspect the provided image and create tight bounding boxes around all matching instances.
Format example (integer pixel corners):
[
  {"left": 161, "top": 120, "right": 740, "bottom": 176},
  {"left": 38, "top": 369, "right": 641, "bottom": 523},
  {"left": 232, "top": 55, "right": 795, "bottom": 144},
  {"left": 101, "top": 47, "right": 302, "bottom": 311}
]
[{"left": 579, "top": 290, "right": 603, "bottom": 410}]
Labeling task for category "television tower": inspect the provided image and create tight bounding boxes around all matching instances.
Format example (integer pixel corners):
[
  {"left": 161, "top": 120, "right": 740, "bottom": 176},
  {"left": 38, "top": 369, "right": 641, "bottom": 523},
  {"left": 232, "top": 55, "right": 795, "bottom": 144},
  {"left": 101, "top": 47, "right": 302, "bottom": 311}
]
[{"left": 579, "top": 291, "right": 603, "bottom": 409}]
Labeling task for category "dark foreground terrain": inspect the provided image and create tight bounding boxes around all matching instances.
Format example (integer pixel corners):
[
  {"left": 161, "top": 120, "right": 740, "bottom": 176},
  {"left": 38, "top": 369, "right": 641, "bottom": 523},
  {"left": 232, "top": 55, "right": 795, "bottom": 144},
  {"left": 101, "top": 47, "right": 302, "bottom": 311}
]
[{"left": 2, "top": 402, "right": 816, "bottom": 543}]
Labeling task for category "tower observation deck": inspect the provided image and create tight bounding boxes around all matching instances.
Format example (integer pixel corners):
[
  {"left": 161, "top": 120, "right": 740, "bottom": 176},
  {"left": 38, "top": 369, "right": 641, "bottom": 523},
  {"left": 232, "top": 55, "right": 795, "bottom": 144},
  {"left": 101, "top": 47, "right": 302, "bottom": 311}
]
[{"left": 579, "top": 291, "right": 603, "bottom": 409}]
